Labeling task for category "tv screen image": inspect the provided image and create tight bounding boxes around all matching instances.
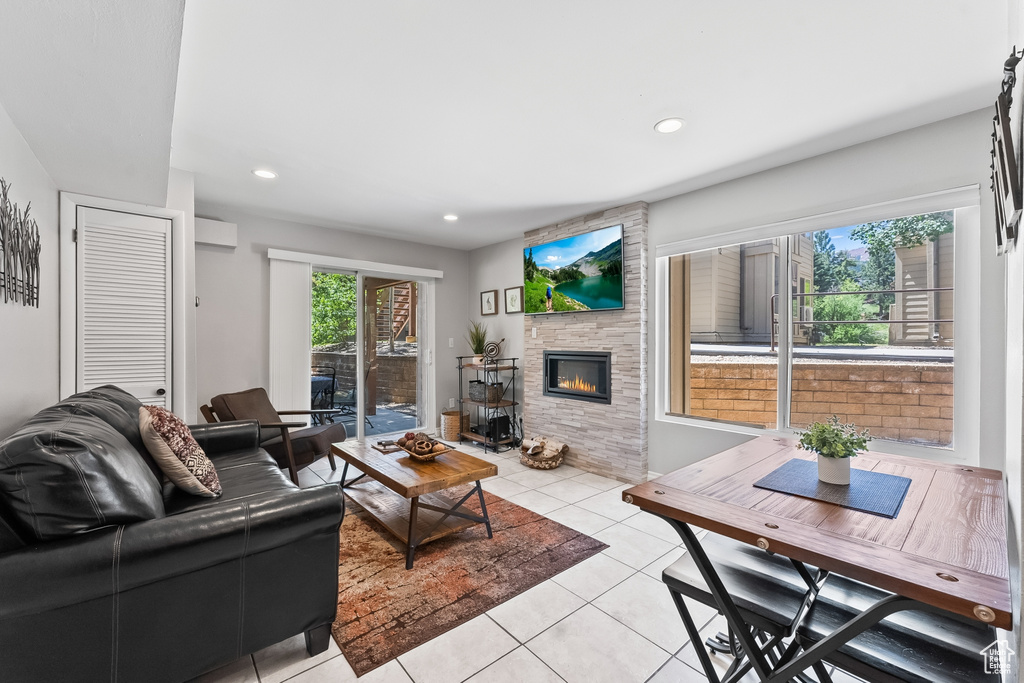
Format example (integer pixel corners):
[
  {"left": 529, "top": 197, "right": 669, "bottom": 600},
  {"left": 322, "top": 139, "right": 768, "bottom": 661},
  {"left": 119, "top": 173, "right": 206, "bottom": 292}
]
[{"left": 523, "top": 224, "right": 624, "bottom": 314}]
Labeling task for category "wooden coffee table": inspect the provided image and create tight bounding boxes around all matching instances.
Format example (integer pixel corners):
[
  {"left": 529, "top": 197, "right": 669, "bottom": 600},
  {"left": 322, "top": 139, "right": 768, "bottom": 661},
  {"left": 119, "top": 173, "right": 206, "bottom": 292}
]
[{"left": 331, "top": 440, "right": 498, "bottom": 569}]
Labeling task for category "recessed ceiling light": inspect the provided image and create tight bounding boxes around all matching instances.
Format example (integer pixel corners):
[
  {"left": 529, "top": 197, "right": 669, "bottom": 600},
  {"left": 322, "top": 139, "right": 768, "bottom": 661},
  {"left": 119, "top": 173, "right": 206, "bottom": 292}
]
[
  {"left": 654, "top": 118, "right": 686, "bottom": 134},
  {"left": 252, "top": 169, "right": 277, "bottom": 179},
  {"left": 443, "top": 214, "right": 459, "bottom": 221}
]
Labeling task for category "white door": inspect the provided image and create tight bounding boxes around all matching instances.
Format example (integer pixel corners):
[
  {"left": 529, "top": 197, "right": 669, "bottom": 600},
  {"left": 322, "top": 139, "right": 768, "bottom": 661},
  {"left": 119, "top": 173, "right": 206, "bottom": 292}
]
[{"left": 76, "top": 207, "right": 173, "bottom": 406}]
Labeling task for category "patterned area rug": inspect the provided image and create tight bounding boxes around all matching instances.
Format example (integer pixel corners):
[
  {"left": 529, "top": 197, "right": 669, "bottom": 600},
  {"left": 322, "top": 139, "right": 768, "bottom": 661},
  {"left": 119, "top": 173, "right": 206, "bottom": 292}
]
[{"left": 332, "top": 487, "right": 608, "bottom": 676}]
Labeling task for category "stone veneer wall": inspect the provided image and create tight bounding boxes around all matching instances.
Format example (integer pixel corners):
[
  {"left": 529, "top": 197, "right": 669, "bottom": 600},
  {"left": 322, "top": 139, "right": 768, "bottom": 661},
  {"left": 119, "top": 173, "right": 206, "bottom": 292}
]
[{"left": 523, "top": 203, "right": 647, "bottom": 484}]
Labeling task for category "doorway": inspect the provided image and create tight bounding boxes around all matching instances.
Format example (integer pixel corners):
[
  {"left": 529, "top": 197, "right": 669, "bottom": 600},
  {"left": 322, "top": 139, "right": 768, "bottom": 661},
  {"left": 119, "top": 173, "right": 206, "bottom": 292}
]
[{"left": 310, "top": 270, "right": 422, "bottom": 437}]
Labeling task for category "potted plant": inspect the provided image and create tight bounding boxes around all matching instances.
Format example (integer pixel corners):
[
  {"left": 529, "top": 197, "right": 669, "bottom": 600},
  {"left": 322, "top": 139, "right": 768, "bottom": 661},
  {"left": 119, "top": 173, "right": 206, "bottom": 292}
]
[
  {"left": 796, "top": 416, "right": 870, "bottom": 485},
  {"left": 466, "top": 321, "right": 487, "bottom": 364}
]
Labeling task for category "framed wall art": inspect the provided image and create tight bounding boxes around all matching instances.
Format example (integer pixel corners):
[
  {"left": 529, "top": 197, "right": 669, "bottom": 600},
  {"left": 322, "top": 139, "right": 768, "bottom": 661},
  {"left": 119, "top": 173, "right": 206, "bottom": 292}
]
[
  {"left": 505, "top": 286, "right": 523, "bottom": 314},
  {"left": 480, "top": 289, "right": 498, "bottom": 316},
  {"left": 0, "top": 178, "right": 41, "bottom": 307}
]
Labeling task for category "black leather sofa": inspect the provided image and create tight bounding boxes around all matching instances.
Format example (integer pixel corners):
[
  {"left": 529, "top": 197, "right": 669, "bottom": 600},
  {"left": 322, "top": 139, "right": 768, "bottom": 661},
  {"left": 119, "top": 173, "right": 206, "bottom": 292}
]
[{"left": 0, "top": 386, "right": 345, "bottom": 683}]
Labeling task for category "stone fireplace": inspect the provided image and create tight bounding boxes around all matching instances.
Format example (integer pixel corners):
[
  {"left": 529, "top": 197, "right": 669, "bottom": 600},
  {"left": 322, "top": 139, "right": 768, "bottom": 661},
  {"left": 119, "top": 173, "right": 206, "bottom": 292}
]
[{"left": 523, "top": 202, "right": 648, "bottom": 484}]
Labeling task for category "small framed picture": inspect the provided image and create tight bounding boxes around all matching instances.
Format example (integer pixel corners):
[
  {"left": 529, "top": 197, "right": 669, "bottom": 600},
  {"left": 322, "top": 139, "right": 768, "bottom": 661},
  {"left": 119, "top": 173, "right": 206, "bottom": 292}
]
[
  {"left": 480, "top": 289, "right": 498, "bottom": 316},
  {"left": 505, "top": 286, "right": 524, "bottom": 314}
]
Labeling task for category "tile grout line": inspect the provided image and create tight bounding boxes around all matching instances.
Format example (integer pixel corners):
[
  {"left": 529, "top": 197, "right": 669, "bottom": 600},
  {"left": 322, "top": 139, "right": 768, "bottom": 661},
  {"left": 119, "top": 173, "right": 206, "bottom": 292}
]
[
  {"left": 459, "top": 614, "right": 568, "bottom": 683},
  {"left": 395, "top": 657, "right": 415, "bottom": 682},
  {"left": 291, "top": 459, "right": 694, "bottom": 683}
]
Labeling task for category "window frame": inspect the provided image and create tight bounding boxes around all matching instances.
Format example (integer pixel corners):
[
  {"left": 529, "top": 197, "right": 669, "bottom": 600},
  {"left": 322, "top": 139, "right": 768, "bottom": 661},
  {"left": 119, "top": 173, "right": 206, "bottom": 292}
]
[{"left": 653, "top": 187, "right": 981, "bottom": 465}]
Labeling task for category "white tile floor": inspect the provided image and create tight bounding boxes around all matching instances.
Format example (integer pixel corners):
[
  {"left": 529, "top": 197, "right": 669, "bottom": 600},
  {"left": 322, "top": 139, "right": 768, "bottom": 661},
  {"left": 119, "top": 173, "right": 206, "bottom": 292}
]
[{"left": 193, "top": 447, "right": 865, "bottom": 683}]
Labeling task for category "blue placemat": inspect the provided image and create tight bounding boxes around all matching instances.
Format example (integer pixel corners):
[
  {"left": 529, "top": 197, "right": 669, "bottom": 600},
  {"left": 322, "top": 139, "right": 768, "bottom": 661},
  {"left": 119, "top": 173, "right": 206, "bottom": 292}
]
[{"left": 753, "top": 458, "right": 912, "bottom": 518}]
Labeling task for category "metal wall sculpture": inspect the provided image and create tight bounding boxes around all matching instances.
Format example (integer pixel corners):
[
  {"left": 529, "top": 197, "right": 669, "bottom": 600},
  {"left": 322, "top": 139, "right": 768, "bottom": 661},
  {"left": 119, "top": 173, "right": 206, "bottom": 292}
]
[
  {"left": 0, "top": 178, "right": 41, "bottom": 307},
  {"left": 992, "top": 50, "right": 1023, "bottom": 255}
]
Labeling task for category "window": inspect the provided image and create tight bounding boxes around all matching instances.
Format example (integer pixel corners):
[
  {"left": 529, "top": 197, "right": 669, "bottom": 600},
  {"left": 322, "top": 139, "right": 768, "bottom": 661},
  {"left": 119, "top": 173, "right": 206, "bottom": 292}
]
[{"left": 667, "top": 210, "right": 955, "bottom": 449}]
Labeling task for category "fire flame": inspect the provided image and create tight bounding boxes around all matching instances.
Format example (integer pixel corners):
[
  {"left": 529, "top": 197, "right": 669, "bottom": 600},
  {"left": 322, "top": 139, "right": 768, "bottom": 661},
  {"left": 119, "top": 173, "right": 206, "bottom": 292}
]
[{"left": 558, "top": 375, "right": 597, "bottom": 393}]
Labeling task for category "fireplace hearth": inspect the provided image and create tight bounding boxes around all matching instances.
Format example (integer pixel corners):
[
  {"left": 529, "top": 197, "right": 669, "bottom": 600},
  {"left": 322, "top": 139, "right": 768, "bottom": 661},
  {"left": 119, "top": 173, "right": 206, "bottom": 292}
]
[{"left": 543, "top": 351, "right": 611, "bottom": 404}]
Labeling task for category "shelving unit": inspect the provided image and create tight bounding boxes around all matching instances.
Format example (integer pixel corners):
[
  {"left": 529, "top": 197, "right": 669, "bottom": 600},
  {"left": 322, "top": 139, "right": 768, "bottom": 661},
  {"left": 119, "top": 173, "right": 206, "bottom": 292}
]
[{"left": 456, "top": 356, "right": 518, "bottom": 453}]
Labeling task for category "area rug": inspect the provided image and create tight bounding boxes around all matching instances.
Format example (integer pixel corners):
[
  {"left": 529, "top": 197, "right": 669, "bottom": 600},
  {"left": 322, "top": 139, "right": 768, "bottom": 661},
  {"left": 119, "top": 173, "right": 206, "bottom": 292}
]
[{"left": 332, "top": 487, "right": 608, "bottom": 676}]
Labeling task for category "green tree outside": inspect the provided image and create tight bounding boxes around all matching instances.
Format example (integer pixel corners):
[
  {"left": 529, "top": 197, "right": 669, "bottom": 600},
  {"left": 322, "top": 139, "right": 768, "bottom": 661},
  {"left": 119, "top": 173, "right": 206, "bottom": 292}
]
[
  {"left": 311, "top": 272, "right": 356, "bottom": 347},
  {"left": 848, "top": 211, "right": 952, "bottom": 321},
  {"left": 813, "top": 231, "right": 855, "bottom": 293},
  {"left": 812, "top": 283, "right": 887, "bottom": 345}
]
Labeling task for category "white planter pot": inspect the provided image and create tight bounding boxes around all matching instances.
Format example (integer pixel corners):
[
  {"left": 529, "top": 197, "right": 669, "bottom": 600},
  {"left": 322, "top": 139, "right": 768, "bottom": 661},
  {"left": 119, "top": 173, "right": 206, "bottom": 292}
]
[{"left": 817, "top": 455, "right": 851, "bottom": 485}]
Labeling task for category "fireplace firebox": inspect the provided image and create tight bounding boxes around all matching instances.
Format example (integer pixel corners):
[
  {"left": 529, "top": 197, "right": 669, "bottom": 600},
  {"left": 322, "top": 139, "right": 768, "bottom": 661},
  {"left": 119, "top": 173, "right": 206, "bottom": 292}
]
[{"left": 543, "top": 351, "right": 611, "bottom": 404}]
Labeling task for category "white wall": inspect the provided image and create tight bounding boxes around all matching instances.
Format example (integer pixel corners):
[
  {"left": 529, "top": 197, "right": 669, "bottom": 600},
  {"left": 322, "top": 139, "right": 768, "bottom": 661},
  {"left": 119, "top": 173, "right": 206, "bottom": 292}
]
[
  {"left": 466, "top": 237, "right": 526, "bottom": 412},
  {"left": 647, "top": 108, "right": 1004, "bottom": 474},
  {"left": 0, "top": 101, "right": 59, "bottom": 438},
  {"left": 193, "top": 204, "right": 470, "bottom": 427},
  {"left": 165, "top": 168, "right": 197, "bottom": 422},
  {"left": 1005, "top": 0, "right": 1023, "bottom": 673}
]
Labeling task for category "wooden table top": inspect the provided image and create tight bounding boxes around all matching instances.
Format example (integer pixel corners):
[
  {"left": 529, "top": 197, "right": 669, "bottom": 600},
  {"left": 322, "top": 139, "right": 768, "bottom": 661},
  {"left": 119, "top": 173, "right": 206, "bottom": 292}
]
[
  {"left": 624, "top": 436, "right": 1012, "bottom": 630},
  {"left": 331, "top": 440, "right": 497, "bottom": 498}
]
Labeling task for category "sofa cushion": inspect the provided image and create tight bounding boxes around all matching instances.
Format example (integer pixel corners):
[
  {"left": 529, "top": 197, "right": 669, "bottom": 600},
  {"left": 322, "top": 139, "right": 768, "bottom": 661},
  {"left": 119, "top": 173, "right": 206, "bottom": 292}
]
[
  {"left": 0, "top": 508, "right": 26, "bottom": 552},
  {"left": 63, "top": 385, "right": 163, "bottom": 481},
  {"left": 162, "top": 447, "right": 295, "bottom": 516},
  {"left": 0, "top": 399, "right": 165, "bottom": 541},
  {"left": 139, "top": 406, "right": 222, "bottom": 498}
]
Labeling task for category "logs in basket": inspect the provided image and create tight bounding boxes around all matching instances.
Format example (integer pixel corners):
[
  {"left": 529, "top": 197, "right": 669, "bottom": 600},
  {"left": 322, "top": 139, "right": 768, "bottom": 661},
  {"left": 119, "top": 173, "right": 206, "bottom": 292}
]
[{"left": 520, "top": 437, "right": 568, "bottom": 470}]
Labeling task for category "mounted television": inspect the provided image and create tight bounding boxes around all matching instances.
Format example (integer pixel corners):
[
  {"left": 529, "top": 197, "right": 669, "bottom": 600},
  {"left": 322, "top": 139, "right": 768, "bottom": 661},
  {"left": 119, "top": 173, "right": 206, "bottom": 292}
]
[{"left": 523, "top": 224, "right": 624, "bottom": 314}]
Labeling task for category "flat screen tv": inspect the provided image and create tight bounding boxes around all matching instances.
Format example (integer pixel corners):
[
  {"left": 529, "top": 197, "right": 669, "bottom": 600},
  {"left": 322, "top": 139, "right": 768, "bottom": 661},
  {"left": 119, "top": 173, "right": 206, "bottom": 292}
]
[{"left": 523, "top": 224, "right": 624, "bottom": 314}]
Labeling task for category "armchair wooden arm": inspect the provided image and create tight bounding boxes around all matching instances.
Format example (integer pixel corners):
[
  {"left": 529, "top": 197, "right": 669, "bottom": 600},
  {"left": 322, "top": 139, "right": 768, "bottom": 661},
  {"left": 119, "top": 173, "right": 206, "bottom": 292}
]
[{"left": 203, "top": 388, "right": 345, "bottom": 486}]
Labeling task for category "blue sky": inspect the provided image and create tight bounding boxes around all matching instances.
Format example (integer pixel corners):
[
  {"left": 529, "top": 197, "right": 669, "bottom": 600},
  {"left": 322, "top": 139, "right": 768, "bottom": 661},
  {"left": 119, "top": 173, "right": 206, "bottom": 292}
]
[
  {"left": 528, "top": 224, "right": 621, "bottom": 268},
  {"left": 823, "top": 224, "right": 867, "bottom": 250}
]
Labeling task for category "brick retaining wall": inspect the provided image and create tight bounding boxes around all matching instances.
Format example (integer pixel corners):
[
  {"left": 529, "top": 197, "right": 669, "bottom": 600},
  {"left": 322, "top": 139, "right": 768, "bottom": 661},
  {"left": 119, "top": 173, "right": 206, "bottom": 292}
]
[
  {"left": 311, "top": 352, "right": 417, "bottom": 404},
  {"left": 690, "top": 361, "right": 953, "bottom": 446}
]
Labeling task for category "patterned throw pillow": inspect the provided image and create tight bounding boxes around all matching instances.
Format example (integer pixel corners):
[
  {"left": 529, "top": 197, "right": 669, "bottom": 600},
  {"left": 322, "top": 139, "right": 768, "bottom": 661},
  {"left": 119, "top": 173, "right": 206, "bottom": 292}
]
[{"left": 139, "top": 406, "right": 222, "bottom": 497}]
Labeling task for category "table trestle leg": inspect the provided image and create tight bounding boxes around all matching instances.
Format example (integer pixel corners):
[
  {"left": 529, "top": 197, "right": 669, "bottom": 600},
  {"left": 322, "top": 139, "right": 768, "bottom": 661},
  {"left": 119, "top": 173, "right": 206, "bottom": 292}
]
[
  {"left": 668, "top": 587, "right": 721, "bottom": 683},
  {"left": 767, "top": 592, "right": 923, "bottom": 681},
  {"left": 665, "top": 518, "right": 777, "bottom": 681},
  {"left": 475, "top": 481, "right": 493, "bottom": 538},
  {"left": 406, "top": 497, "right": 420, "bottom": 570},
  {"left": 339, "top": 461, "right": 367, "bottom": 488},
  {"left": 403, "top": 482, "right": 493, "bottom": 570}
]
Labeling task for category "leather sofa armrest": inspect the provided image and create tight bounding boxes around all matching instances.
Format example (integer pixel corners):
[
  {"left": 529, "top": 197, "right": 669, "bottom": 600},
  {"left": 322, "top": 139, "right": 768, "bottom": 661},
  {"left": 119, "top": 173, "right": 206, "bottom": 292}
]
[
  {"left": 0, "top": 484, "right": 344, "bottom": 620},
  {"left": 189, "top": 419, "right": 261, "bottom": 455}
]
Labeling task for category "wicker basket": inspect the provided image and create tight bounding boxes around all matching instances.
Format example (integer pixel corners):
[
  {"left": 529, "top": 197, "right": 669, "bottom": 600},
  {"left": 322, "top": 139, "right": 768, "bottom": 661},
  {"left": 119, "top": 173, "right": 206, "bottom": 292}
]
[
  {"left": 520, "top": 437, "right": 568, "bottom": 470},
  {"left": 441, "top": 410, "right": 469, "bottom": 440},
  {"left": 520, "top": 452, "right": 564, "bottom": 470},
  {"left": 468, "top": 380, "right": 503, "bottom": 403}
]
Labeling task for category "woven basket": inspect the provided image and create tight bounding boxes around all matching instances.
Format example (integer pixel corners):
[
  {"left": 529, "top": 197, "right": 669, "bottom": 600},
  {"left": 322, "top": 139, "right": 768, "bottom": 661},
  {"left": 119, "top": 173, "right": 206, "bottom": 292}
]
[
  {"left": 468, "top": 380, "right": 503, "bottom": 403},
  {"left": 441, "top": 410, "right": 469, "bottom": 440},
  {"left": 520, "top": 437, "right": 568, "bottom": 470},
  {"left": 520, "top": 452, "right": 565, "bottom": 470}
]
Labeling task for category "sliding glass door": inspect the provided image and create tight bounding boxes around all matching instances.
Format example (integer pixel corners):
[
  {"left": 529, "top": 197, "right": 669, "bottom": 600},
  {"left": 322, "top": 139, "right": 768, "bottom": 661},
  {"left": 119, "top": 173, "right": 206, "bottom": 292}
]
[
  {"left": 311, "top": 269, "right": 424, "bottom": 439},
  {"left": 362, "top": 277, "right": 421, "bottom": 437}
]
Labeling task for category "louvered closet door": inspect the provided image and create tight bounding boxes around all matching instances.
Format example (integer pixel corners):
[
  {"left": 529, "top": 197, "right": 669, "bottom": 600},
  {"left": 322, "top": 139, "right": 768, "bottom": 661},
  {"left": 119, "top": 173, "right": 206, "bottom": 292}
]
[{"left": 77, "top": 207, "right": 172, "bottom": 407}]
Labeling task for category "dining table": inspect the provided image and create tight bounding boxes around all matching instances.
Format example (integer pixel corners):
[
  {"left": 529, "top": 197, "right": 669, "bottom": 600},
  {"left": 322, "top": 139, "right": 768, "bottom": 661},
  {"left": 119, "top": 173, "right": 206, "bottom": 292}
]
[{"left": 623, "top": 435, "right": 1011, "bottom": 681}]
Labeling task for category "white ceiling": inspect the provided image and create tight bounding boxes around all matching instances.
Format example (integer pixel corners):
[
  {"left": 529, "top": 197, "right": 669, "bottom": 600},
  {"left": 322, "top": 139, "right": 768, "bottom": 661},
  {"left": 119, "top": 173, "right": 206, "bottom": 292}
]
[
  {"left": 171, "top": 1, "right": 1008, "bottom": 249},
  {"left": 0, "top": 1, "right": 185, "bottom": 207},
  {"left": 0, "top": 2, "right": 1007, "bottom": 251}
]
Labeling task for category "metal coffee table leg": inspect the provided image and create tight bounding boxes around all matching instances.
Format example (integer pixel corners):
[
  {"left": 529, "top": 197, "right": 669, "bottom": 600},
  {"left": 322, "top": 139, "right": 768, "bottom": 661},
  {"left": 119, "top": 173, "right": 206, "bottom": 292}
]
[
  {"left": 475, "top": 480, "right": 493, "bottom": 538},
  {"left": 403, "top": 481, "right": 494, "bottom": 569},
  {"left": 406, "top": 497, "right": 420, "bottom": 570}
]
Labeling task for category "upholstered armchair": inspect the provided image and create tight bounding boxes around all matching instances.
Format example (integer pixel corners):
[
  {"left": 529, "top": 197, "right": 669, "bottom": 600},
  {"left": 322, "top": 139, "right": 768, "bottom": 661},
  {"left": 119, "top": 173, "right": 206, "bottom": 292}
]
[{"left": 202, "top": 387, "right": 347, "bottom": 484}]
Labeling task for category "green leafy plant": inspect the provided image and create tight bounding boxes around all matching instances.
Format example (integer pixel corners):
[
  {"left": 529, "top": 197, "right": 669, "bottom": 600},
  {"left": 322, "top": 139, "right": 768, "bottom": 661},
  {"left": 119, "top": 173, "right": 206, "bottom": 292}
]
[
  {"left": 311, "top": 272, "right": 356, "bottom": 347},
  {"left": 466, "top": 321, "right": 488, "bottom": 354},
  {"left": 796, "top": 416, "right": 870, "bottom": 459}
]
